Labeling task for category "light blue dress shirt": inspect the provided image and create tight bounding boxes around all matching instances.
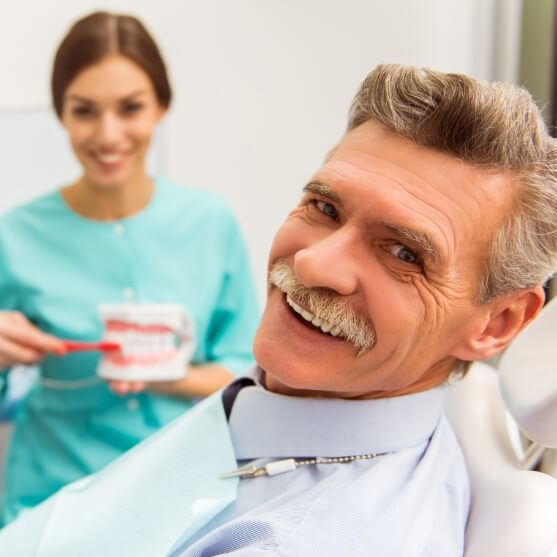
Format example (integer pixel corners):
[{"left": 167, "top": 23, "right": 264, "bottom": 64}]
[
  {"left": 0, "top": 179, "right": 259, "bottom": 523},
  {"left": 172, "top": 370, "right": 470, "bottom": 556}
]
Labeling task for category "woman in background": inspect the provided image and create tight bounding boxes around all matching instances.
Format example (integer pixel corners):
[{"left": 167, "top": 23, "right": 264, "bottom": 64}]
[{"left": 0, "top": 11, "right": 259, "bottom": 523}]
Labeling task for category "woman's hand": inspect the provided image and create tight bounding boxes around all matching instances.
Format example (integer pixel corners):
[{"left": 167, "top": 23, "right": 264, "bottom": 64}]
[
  {"left": 108, "top": 364, "right": 235, "bottom": 398},
  {"left": 0, "top": 311, "right": 66, "bottom": 369}
]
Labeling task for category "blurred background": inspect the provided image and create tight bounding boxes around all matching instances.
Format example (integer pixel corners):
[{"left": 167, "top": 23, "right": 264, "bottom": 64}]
[{"left": 4, "top": 0, "right": 555, "bottom": 301}]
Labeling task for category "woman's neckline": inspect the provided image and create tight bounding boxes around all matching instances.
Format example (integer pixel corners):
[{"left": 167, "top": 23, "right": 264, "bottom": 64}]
[{"left": 57, "top": 176, "right": 160, "bottom": 224}]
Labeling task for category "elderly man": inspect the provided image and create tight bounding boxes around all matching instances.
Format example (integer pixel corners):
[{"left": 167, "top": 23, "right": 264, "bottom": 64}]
[{"left": 1, "top": 64, "right": 557, "bottom": 556}]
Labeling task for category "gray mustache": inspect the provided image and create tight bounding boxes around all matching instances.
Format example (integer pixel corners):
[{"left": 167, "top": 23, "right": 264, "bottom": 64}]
[{"left": 269, "top": 261, "right": 376, "bottom": 356}]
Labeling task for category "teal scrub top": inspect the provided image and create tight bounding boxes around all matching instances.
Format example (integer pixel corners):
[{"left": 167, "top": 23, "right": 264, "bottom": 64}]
[{"left": 0, "top": 178, "right": 260, "bottom": 524}]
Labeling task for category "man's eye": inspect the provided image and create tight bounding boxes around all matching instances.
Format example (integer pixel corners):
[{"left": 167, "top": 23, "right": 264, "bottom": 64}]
[
  {"left": 314, "top": 200, "right": 339, "bottom": 221},
  {"left": 389, "top": 243, "right": 421, "bottom": 266}
]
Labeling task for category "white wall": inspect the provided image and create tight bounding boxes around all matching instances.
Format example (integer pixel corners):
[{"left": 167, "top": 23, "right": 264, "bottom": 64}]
[{"left": 0, "top": 0, "right": 521, "bottom": 300}]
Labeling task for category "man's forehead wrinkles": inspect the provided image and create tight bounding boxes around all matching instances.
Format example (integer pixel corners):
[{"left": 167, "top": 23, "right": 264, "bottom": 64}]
[
  {"left": 326, "top": 157, "right": 434, "bottom": 190},
  {"left": 307, "top": 169, "right": 401, "bottom": 202}
]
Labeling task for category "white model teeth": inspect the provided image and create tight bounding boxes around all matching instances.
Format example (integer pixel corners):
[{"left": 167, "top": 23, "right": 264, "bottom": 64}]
[
  {"left": 286, "top": 295, "right": 341, "bottom": 338},
  {"left": 96, "top": 153, "right": 122, "bottom": 164},
  {"left": 106, "top": 332, "right": 175, "bottom": 355}
]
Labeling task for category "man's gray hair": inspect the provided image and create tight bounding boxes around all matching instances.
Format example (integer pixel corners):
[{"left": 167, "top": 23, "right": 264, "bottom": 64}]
[{"left": 348, "top": 64, "right": 557, "bottom": 303}]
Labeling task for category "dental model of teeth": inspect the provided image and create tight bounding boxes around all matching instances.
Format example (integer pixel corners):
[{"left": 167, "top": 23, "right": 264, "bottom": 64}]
[
  {"left": 286, "top": 295, "right": 342, "bottom": 337},
  {"left": 97, "top": 304, "right": 196, "bottom": 381},
  {"left": 104, "top": 321, "right": 180, "bottom": 363}
]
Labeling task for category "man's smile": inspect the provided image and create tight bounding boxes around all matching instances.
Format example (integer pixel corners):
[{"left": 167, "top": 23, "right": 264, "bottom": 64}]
[{"left": 277, "top": 290, "right": 348, "bottom": 348}]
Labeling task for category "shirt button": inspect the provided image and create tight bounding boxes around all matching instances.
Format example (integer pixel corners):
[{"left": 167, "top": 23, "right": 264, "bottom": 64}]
[
  {"left": 127, "top": 398, "right": 139, "bottom": 411},
  {"left": 122, "top": 287, "right": 135, "bottom": 301},
  {"left": 113, "top": 223, "right": 125, "bottom": 236}
]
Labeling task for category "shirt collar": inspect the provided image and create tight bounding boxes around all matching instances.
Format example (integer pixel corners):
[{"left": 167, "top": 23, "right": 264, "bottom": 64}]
[{"left": 227, "top": 367, "right": 446, "bottom": 460}]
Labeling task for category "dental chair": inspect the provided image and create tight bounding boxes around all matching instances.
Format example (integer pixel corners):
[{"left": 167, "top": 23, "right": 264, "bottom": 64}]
[{"left": 445, "top": 297, "right": 557, "bottom": 557}]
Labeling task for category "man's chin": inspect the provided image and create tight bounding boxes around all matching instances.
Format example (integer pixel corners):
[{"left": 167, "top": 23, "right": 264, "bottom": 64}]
[
  {"left": 261, "top": 368, "right": 323, "bottom": 397},
  {"left": 255, "top": 349, "right": 346, "bottom": 396}
]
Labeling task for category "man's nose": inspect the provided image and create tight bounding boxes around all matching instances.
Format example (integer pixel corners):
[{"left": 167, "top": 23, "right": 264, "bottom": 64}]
[{"left": 293, "top": 230, "right": 359, "bottom": 295}]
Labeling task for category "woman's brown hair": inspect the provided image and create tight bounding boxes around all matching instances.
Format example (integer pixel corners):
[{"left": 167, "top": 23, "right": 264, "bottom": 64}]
[{"left": 51, "top": 11, "right": 172, "bottom": 118}]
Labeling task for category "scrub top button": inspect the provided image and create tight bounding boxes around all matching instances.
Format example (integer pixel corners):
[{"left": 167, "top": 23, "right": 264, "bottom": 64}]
[
  {"left": 127, "top": 398, "right": 139, "bottom": 411},
  {"left": 122, "top": 287, "right": 135, "bottom": 301},
  {"left": 113, "top": 223, "right": 125, "bottom": 236}
]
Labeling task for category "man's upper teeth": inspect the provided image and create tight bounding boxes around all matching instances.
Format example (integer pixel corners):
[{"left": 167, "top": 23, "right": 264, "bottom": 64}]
[
  {"left": 301, "top": 310, "right": 313, "bottom": 321},
  {"left": 286, "top": 295, "right": 340, "bottom": 337}
]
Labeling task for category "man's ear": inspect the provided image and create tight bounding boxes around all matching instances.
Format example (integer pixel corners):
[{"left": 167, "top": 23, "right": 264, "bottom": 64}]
[{"left": 453, "top": 285, "right": 545, "bottom": 361}]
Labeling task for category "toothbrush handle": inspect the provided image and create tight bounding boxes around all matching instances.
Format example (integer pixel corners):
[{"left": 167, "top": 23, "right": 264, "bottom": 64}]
[{"left": 62, "top": 340, "right": 121, "bottom": 353}]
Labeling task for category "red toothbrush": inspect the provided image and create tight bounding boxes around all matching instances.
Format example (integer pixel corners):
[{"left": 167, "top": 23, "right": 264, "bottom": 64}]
[{"left": 61, "top": 340, "right": 122, "bottom": 353}]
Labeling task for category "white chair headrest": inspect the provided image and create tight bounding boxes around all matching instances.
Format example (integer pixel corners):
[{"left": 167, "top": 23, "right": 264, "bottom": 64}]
[{"left": 498, "top": 297, "right": 557, "bottom": 448}]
